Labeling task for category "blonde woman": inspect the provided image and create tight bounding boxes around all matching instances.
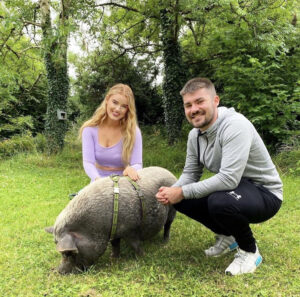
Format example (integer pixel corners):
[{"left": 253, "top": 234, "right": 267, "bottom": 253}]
[{"left": 79, "top": 84, "right": 142, "bottom": 182}]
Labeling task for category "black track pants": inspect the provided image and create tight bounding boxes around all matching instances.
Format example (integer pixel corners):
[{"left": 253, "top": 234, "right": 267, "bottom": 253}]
[{"left": 174, "top": 178, "right": 282, "bottom": 252}]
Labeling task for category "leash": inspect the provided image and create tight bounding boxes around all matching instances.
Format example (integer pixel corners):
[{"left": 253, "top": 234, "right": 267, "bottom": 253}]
[
  {"left": 126, "top": 176, "right": 146, "bottom": 226},
  {"left": 110, "top": 175, "right": 120, "bottom": 241},
  {"left": 109, "top": 175, "right": 145, "bottom": 241}
]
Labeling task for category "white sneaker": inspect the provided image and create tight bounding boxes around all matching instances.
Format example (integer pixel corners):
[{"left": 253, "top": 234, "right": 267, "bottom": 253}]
[
  {"left": 225, "top": 246, "right": 263, "bottom": 275},
  {"left": 205, "top": 234, "right": 238, "bottom": 257}
]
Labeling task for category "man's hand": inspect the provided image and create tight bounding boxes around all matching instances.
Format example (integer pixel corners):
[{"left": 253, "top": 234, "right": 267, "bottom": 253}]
[{"left": 155, "top": 186, "right": 184, "bottom": 205}]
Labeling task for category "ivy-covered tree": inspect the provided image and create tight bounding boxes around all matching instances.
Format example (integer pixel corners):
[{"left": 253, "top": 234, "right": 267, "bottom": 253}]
[
  {"left": 39, "top": 0, "right": 71, "bottom": 153},
  {"left": 1, "top": 0, "right": 77, "bottom": 153},
  {"left": 160, "top": 7, "right": 186, "bottom": 143}
]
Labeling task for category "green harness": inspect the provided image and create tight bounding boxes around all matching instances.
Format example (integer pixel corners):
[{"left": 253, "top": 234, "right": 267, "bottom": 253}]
[{"left": 110, "top": 175, "right": 146, "bottom": 241}]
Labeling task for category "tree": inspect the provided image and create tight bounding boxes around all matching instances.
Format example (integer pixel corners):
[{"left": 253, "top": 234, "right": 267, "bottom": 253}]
[
  {"left": 0, "top": 2, "right": 47, "bottom": 139},
  {"left": 1, "top": 0, "right": 76, "bottom": 153},
  {"left": 39, "top": 0, "right": 71, "bottom": 153}
]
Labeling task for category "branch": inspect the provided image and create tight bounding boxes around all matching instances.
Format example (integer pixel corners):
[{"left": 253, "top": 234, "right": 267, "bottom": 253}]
[
  {"left": 119, "top": 19, "right": 145, "bottom": 37},
  {"left": 94, "top": 2, "right": 140, "bottom": 13},
  {"left": 92, "top": 1, "right": 159, "bottom": 19},
  {"left": 28, "top": 73, "right": 43, "bottom": 92},
  {"left": 23, "top": 20, "right": 42, "bottom": 27},
  {"left": 180, "top": 3, "right": 219, "bottom": 16},
  {"left": 20, "top": 46, "right": 41, "bottom": 53},
  {"left": 187, "top": 20, "right": 199, "bottom": 46},
  {"left": 108, "top": 38, "right": 161, "bottom": 54},
  {"left": 0, "top": 28, "right": 15, "bottom": 53},
  {"left": 249, "top": 0, "right": 287, "bottom": 13},
  {"left": 5, "top": 44, "right": 20, "bottom": 59}
]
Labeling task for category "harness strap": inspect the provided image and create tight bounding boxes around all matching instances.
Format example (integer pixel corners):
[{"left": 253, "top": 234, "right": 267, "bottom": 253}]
[
  {"left": 109, "top": 175, "right": 146, "bottom": 241},
  {"left": 126, "top": 177, "right": 146, "bottom": 225},
  {"left": 110, "top": 175, "right": 120, "bottom": 241}
]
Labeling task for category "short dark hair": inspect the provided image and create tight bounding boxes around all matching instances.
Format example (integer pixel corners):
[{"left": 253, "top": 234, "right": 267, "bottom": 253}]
[{"left": 180, "top": 77, "right": 216, "bottom": 97}]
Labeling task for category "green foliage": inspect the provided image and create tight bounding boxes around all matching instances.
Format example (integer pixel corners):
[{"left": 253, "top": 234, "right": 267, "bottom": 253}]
[
  {"left": 273, "top": 144, "right": 300, "bottom": 176},
  {"left": 181, "top": 0, "right": 300, "bottom": 149},
  {"left": 0, "top": 3, "right": 47, "bottom": 139},
  {"left": 142, "top": 125, "right": 187, "bottom": 173},
  {"left": 0, "top": 132, "right": 37, "bottom": 158},
  {"left": 214, "top": 54, "right": 298, "bottom": 150},
  {"left": 2, "top": 0, "right": 299, "bottom": 153}
]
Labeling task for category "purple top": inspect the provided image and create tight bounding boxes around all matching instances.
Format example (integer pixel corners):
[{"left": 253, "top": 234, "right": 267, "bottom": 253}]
[{"left": 82, "top": 126, "right": 143, "bottom": 181}]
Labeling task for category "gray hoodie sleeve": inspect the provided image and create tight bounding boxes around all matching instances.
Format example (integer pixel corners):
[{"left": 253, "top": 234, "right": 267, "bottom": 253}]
[{"left": 181, "top": 118, "right": 253, "bottom": 199}]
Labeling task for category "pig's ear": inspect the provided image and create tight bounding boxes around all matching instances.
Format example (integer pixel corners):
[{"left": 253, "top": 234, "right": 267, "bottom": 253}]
[
  {"left": 45, "top": 226, "right": 54, "bottom": 234},
  {"left": 56, "top": 233, "right": 78, "bottom": 253}
]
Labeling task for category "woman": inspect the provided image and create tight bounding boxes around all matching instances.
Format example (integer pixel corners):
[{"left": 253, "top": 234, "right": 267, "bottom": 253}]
[{"left": 79, "top": 83, "right": 142, "bottom": 182}]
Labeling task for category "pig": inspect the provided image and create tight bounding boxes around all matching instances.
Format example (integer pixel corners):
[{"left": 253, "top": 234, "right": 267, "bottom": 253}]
[{"left": 46, "top": 166, "right": 177, "bottom": 274}]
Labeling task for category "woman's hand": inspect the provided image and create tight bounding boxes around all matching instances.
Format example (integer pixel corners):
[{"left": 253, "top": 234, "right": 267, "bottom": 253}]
[{"left": 123, "top": 166, "right": 140, "bottom": 181}]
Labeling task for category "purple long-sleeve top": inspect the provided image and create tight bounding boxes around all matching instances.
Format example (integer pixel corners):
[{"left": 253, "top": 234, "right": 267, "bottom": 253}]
[{"left": 82, "top": 126, "right": 143, "bottom": 181}]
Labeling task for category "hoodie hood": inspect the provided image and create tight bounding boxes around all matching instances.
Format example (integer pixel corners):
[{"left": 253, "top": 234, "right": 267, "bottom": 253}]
[{"left": 203, "top": 107, "right": 236, "bottom": 137}]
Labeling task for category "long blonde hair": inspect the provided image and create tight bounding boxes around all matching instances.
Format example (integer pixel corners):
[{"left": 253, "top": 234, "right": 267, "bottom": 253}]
[{"left": 79, "top": 84, "right": 138, "bottom": 166}]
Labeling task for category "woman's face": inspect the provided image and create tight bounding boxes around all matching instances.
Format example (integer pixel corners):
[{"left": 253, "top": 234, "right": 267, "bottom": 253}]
[{"left": 106, "top": 94, "right": 129, "bottom": 122}]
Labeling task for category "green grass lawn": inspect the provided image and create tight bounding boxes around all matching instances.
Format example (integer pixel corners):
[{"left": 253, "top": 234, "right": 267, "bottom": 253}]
[{"left": 0, "top": 150, "right": 299, "bottom": 297}]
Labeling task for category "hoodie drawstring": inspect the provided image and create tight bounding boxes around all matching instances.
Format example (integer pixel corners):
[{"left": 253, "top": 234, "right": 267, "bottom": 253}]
[{"left": 197, "top": 129, "right": 206, "bottom": 166}]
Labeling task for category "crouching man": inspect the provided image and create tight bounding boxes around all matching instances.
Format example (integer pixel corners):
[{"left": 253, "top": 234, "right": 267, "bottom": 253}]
[{"left": 156, "top": 77, "right": 283, "bottom": 276}]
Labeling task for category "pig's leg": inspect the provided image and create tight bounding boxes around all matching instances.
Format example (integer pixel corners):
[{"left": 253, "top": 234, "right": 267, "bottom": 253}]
[
  {"left": 164, "top": 206, "right": 176, "bottom": 242},
  {"left": 163, "top": 220, "right": 172, "bottom": 242},
  {"left": 127, "top": 237, "right": 144, "bottom": 257},
  {"left": 111, "top": 238, "right": 121, "bottom": 258}
]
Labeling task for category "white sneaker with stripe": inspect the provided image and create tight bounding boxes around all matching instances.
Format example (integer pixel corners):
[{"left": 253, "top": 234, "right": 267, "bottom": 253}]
[
  {"left": 225, "top": 246, "right": 263, "bottom": 275},
  {"left": 205, "top": 234, "right": 238, "bottom": 257}
]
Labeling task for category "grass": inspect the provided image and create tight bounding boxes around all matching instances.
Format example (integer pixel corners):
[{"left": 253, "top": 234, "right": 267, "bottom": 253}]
[{"left": 0, "top": 130, "right": 299, "bottom": 297}]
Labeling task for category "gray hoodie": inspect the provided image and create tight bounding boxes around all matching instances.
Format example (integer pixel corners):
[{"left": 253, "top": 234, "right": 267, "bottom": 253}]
[{"left": 174, "top": 107, "right": 283, "bottom": 200}]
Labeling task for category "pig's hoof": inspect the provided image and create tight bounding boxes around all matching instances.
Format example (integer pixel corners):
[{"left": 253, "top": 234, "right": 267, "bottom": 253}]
[
  {"left": 163, "top": 236, "right": 170, "bottom": 243},
  {"left": 135, "top": 249, "right": 145, "bottom": 258},
  {"left": 111, "top": 251, "right": 120, "bottom": 258}
]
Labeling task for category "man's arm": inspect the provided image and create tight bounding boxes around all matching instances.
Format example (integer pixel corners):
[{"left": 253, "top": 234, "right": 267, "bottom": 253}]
[
  {"left": 182, "top": 118, "right": 253, "bottom": 199},
  {"left": 156, "top": 129, "right": 203, "bottom": 205}
]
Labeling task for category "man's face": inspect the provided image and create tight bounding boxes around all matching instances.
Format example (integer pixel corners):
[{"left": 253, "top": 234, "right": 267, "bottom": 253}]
[{"left": 183, "top": 88, "right": 219, "bottom": 131}]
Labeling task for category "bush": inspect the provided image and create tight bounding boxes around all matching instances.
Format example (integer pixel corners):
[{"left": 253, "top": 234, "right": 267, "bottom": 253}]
[
  {"left": 273, "top": 148, "right": 300, "bottom": 176},
  {"left": 0, "top": 133, "right": 47, "bottom": 159},
  {"left": 142, "top": 125, "right": 188, "bottom": 174},
  {"left": 33, "top": 133, "right": 47, "bottom": 153}
]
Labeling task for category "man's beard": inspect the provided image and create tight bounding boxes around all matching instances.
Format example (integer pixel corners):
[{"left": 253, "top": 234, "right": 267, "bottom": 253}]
[{"left": 191, "top": 110, "right": 214, "bottom": 129}]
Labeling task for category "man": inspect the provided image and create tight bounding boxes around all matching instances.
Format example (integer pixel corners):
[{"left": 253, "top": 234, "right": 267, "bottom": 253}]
[{"left": 156, "top": 77, "right": 282, "bottom": 276}]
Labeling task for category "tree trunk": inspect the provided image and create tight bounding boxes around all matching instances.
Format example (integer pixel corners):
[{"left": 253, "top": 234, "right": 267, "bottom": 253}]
[
  {"left": 40, "top": 0, "right": 69, "bottom": 153},
  {"left": 160, "top": 8, "right": 186, "bottom": 145}
]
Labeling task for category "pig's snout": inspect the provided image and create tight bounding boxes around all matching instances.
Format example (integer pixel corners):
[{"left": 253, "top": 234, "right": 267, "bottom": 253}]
[{"left": 58, "top": 252, "right": 84, "bottom": 274}]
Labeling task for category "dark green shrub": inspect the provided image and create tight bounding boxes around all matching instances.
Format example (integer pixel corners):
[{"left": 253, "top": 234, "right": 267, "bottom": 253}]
[{"left": 0, "top": 133, "right": 35, "bottom": 159}]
